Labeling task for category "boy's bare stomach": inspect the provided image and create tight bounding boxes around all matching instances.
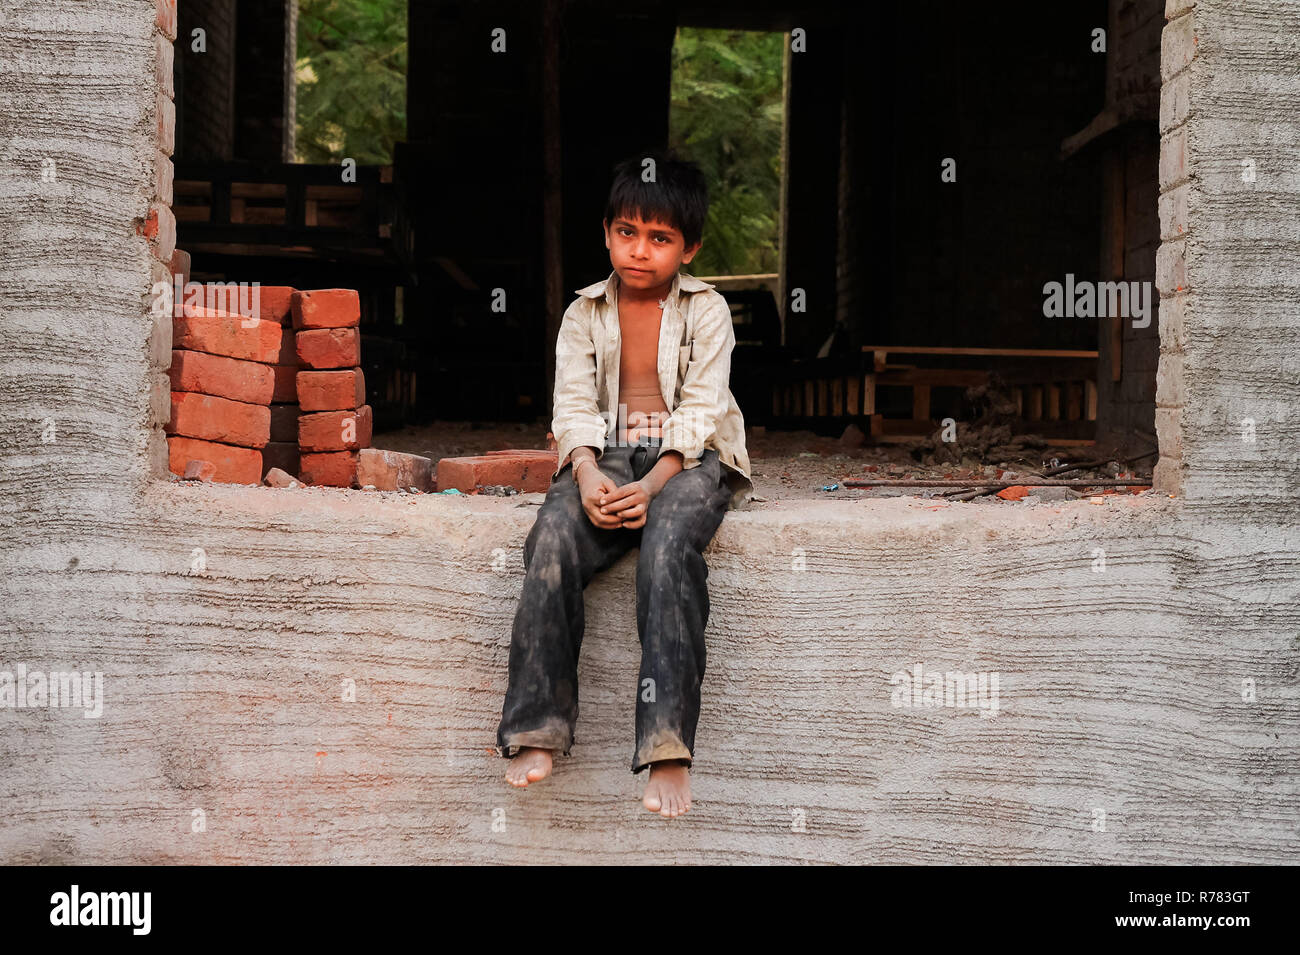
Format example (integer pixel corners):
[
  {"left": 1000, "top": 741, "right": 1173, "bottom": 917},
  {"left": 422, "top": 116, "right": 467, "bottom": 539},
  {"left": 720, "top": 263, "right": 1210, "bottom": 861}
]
[{"left": 618, "top": 390, "right": 669, "bottom": 442}]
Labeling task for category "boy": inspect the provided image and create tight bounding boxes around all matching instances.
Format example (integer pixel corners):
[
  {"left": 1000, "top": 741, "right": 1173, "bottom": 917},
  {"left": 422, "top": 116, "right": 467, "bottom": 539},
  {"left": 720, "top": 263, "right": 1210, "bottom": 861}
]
[{"left": 494, "top": 151, "right": 753, "bottom": 817}]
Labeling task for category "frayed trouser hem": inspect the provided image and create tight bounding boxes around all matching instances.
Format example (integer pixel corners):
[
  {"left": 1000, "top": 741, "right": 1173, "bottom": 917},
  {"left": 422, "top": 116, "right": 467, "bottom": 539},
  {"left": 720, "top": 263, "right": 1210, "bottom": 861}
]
[
  {"left": 495, "top": 728, "right": 573, "bottom": 760},
  {"left": 631, "top": 738, "right": 693, "bottom": 775}
]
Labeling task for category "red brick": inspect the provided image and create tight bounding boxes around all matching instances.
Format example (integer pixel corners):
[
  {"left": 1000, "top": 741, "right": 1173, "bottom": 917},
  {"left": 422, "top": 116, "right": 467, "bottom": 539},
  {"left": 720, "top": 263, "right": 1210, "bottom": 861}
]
[
  {"left": 262, "top": 441, "right": 300, "bottom": 479},
  {"left": 157, "top": 92, "right": 174, "bottom": 156},
  {"left": 168, "top": 436, "right": 262, "bottom": 484},
  {"left": 256, "top": 286, "right": 297, "bottom": 325},
  {"left": 169, "top": 248, "right": 190, "bottom": 286},
  {"left": 298, "top": 405, "right": 372, "bottom": 452},
  {"left": 138, "top": 200, "right": 175, "bottom": 261},
  {"left": 436, "top": 450, "right": 558, "bottom": 493},
  {"left": 300, "top": 451, "right": 359, "bottom": 488},
  {"left": 174, "top": 310, "right": 282, "bottom": 363},
  {"left": 156, "top": 150, "right": 173, "bottom": 205},
  {"left": 296, "top": 327, "right": 360, "bottom": 369},
  {"left": 357, "top": 448, "right": 434, "bottom": 492},
  {"left": 297, "top": 368, "right": 365, "bottom": 411},
  {"left": 269, "top": 403, "right": 300, "bottom": 442},
  {"left": 292, "top": 289, "right": 360, "bottom": 330},
  {"left": 272, "top": 364, "right": 298, "bottom": 402},
  {"left": 156, "top": 0, "right": 177, "bottom": 40},
  {"left": 183, "top": 459, "right": 216, "bottom": 482},
  {"left": 263, "top": 467, "right": 301, "bottom": 488},
  {"left": 156, "top": 31, "right": 174, "bottom": 98},
  {"left": 168, "top": 349, "right": 274, "bottom": 405},
  {"left": 167, "top": 391, "right": 270, "bottom": 448}
]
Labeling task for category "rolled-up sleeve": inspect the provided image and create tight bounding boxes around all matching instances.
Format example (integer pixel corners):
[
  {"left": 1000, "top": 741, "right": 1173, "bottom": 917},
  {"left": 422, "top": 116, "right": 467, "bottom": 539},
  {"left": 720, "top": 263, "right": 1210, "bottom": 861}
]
[
  {"left": 551, "top": 301, "right": 608, "bottom": 481},
  {"left": 660, "top": 298, "right": 733, "bottom": 470}
]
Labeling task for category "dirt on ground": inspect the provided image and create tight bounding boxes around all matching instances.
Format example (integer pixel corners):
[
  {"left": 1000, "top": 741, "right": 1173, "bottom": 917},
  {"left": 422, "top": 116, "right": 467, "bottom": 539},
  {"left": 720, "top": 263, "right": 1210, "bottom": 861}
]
[{"left": 374, "top": 416, "right": 1159, "bottom": 507}]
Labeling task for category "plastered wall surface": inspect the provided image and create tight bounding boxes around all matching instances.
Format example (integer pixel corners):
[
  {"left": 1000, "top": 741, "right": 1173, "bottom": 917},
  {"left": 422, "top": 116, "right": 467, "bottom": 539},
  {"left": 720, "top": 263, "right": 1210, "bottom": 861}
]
[{"left": 0, "top": 0, "right": 1296, "bottom": 863}]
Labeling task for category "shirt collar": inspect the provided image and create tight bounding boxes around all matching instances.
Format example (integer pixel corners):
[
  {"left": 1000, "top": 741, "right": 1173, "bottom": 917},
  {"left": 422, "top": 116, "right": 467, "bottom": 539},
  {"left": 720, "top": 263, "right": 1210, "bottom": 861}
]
[{"left": 574, "top": 268, "right": 714, "bottom": 306}]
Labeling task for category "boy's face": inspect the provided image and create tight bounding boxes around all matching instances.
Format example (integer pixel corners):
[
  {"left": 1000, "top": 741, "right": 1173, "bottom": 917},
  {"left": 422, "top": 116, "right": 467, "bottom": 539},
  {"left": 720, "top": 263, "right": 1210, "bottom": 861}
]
[{"left": 603, "top": 213, "right": 702, "bottom": 294}]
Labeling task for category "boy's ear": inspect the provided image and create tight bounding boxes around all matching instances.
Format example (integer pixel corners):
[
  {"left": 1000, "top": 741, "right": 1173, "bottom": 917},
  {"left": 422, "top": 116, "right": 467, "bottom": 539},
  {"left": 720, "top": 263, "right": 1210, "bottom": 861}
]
[{"left": 681, "top": 239, "right": 702, "bottom": 264}]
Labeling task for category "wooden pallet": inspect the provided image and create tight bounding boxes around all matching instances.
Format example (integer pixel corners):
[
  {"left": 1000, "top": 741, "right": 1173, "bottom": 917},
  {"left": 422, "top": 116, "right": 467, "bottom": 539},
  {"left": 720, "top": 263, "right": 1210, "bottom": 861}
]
[{"left": 771, "top": 345, "right": 1100, "bottom": 442}]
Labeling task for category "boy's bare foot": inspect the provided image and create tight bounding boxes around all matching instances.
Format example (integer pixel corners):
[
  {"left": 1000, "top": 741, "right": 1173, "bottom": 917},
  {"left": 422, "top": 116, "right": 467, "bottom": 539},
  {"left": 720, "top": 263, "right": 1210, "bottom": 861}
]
[
  {"left": 505, "top": 747, "right": 553, "bottom": 787},
  {"left": 642, "top": 759, "right": 691, "bottom": 817}
]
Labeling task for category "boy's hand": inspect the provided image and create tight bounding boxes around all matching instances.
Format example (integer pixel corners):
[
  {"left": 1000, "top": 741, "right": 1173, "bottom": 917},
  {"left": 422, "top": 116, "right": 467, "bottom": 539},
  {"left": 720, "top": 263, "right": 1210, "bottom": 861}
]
[
  {"left": 576, "top": 467, "right": 626, "bottom": 530},
  {"left": 597, "top": 480, "right": 654, "bottom": 529}
]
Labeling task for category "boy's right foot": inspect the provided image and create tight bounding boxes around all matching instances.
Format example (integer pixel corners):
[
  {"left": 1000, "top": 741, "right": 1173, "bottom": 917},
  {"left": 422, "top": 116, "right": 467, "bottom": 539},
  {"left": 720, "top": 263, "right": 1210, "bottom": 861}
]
[{"left": 505, "top": 746, "right": 553, "bottom": 787}]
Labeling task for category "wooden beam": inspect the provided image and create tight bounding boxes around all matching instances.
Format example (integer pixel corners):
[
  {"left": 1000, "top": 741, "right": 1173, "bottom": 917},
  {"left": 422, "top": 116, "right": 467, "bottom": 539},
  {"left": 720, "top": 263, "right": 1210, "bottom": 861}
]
[
  {"left": 912, "top": 385, "right": 931, "bottom": 421},
  {"left": 862, "top": 345, "right": 1099, "bottom": 359}
]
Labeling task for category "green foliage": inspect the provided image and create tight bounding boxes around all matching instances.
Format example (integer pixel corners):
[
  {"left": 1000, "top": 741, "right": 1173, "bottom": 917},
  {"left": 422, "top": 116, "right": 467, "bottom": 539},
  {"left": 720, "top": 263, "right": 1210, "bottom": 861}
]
[
  {"left": 670, "top": 28, "right": 784, "bottom": 276},
  {"left": 295, "top": 0, "right": 407, "bottom": 164}
]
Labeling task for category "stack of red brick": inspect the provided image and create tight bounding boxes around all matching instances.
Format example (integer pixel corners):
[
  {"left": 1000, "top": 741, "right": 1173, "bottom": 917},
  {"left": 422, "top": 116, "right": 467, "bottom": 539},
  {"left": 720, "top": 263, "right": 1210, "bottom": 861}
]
[
  {"left": 293, "top": 290, "right": 373, "bottom": 487},
  {"left": 165, "top": 287, "right": 296, "bottom": 484}
]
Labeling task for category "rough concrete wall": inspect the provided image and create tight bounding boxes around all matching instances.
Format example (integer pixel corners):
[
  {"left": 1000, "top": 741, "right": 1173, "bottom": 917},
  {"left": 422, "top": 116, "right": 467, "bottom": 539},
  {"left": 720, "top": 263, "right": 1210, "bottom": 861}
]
[
  {"left": 0, "top": 0, "right": 1297, "bottom": 864},
  {"left": 1153, "top": 0, "right": 1300, "bottom": 513}
]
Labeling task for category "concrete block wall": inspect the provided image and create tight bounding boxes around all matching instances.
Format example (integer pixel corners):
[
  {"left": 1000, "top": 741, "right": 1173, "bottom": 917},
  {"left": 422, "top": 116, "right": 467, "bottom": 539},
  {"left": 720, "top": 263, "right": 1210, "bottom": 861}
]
[
  {"left": 1, "top": 0, "right": 1297, "bottom": 864},
  {"left": 1152, "top": 0, "right": 1300, "bottom": 512}
]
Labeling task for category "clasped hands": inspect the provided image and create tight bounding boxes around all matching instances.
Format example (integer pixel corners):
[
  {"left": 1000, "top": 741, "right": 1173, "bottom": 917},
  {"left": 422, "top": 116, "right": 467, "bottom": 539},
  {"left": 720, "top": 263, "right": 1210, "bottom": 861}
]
[{"left": 576, "top": 411, "right": 665, "bottom": 530}]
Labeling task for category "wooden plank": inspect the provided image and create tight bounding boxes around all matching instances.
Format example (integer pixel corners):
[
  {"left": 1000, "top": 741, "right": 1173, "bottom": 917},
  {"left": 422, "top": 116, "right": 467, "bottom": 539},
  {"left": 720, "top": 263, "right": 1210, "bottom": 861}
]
[
  {"left": 241, "top": 207, "right": 286, "bottom": 226},
  {"left": 875, "top": 369, "right": 989, "bottom": 388},
  {"left": 1102, "top": 149, "right": 1126, "bottom": 383},
  {"left": 1047, "top": 384, "right": 1062, "bottom": 420},
  {"left": 1085, "top": 379, "right": 1098, "bottom": 420},
  {"left": 1066, "top": 381, "right": 1082, "bottom": 421},
  {"left": 230, "top": 182, "right": 286, "bottom": 199},
  {"left": 912, "top": 385, "right": 931, "bottom": 421},
  {"left": 862, "top": 374, "right": 875, "bottom": 415},
  {"left": 1027, "top": 385, "right": 1043, "bottom": 420},
  {"left": 861, "top": 345, "right": 1099, "bottom": 359},
  {"left": 1111, "top": 316, "right": 1124, "bottom": 383},
  {"left": 173, "top": 206, "right": 210, "bottom": 223},
  {"left": 305, "top": 185, "right": 364, "bottom": 200},
  {"left": 846, "top": 375, "right": 860, "bottom": 416}
]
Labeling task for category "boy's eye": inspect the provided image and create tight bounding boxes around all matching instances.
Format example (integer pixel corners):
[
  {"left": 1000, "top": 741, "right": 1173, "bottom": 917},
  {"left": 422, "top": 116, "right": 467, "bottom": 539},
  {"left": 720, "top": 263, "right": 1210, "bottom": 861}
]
[{"left": 619, "top": 229, "right": 670, "bottom": 243}]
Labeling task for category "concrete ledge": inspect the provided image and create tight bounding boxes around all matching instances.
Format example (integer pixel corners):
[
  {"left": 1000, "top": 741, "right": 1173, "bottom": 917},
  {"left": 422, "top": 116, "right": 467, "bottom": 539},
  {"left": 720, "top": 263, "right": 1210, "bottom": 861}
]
[{"left": 3, "top": 481, "right": 1296, "bottom": 863}]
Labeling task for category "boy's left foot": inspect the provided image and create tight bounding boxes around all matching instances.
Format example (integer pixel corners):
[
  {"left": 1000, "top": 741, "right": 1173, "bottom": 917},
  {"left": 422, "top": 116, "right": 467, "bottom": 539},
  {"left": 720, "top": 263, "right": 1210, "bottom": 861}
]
[{"left": 642, "top": 759, "right": 691, "bottom": 817}]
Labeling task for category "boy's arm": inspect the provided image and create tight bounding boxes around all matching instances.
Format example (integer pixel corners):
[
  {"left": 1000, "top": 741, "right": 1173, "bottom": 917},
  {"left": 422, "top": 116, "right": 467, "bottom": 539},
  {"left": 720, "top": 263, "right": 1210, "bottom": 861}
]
[
  {"left": 551, "top": 301, "right": 608, "bottom": 480},
  {"left": 652, "top": 298, "right": 734, "bottom": 488}
]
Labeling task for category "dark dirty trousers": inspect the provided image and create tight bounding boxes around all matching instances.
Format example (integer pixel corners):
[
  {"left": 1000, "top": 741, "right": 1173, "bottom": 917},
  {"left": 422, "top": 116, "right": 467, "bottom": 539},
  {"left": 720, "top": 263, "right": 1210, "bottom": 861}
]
[{"left": 495, "top": 435, "right": 733, "bottom": 774}]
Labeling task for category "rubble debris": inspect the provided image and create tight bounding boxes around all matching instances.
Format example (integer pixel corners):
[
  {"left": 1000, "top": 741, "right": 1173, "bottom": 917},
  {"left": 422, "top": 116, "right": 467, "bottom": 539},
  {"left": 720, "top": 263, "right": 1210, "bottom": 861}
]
[{"left": 263, "top": 468, "right": 300, "bottom": 488}]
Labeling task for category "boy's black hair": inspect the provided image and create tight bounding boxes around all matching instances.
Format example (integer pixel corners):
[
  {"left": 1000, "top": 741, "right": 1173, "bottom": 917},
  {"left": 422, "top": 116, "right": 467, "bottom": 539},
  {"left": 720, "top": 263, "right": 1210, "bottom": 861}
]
[{"left": 603, "top": 149, "right": 709, "bottom": 250}]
